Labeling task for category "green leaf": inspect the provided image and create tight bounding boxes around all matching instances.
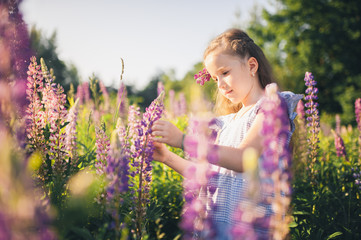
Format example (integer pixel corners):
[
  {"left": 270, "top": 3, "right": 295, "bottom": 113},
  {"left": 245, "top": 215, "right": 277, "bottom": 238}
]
[
  {"left": 326, "top": 232, "right": 343, "bottom": 240},
  {"left": 289, "top": 221, "right": 298, "bottom": 228},
  {"left": 70, "top": 227, "right": 94, "bottom": 240},
  {"left": 61, "top": 121, "right": 70, "bottom": 129},
  {"left": 293, "top": 211, "right": 310, "bottom": 215}
]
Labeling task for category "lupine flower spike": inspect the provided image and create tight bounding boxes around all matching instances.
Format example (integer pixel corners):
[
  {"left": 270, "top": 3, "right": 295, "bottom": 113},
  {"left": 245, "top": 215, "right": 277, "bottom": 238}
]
[
  {"left": 194, "top": 68, "right": 211, "bottom": 85},
  {"left": 25, "top": 56, "right": 45, "bottom": 153},
  {"left": 355, "top": 98, "right": 361, "bottom": 160},
  {"left": 130, "top": 91, "right": 164, "bottom": 239},
  {"left": 65, "top": 99, "right": 79, "bottom": 170},
  {"left": 181, "top": 118, "right": 218, "bottom": 239},
  {"left": 40, "top": 58, "right": 69, "bottom": 178},
  {"left": 260, "top": 83, "right": 292, "bottom": 240},
  {"left": 331, "top": 129, "right": 348, "bottom": 161},
  {"left": 95, "top": 123, "right": 110, "bottom": 175},
  {"left": 99, "top": 80, "right": 110, "bottom": 112},
  {"left": 105, "top": 119, "right": 130, "bottom": 237},
  {"left": 304, "top": 72, "right": 320, "bottom": 176}
]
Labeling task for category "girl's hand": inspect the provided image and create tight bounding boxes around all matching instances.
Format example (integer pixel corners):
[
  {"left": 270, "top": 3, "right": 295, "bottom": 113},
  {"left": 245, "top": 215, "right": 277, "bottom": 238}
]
[
  {"left": 152, "top": 141, "right": 170, "bottom": 163},
  {"left": 152, "top": 120, "right": 184, "bottom": 148}
]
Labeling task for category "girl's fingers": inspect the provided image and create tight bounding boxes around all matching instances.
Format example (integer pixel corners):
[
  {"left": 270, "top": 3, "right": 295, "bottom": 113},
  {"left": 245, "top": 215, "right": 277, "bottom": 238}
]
[
  {"left": 152, "top": 130, "right": 164, "bottom": 137},
  {"left": 152, "top": 123, "right": 164, "bottom": 131},
  {"left": 153, "top": 137, "right": 166, "bottom": 143}
]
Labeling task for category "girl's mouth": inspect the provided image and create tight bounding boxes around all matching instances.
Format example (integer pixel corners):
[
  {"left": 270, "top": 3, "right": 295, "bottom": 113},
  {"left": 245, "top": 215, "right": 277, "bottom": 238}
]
[{"left": 225, "top": 90, "right": 233, "bottom": 95}]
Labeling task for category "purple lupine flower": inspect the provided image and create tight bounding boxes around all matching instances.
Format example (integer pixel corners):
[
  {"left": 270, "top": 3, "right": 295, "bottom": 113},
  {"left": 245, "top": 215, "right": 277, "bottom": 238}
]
[
  {"left": 95, "top": 124, "right": 110, "bottom": 175},
  {"left": 106, "top": 120, "right": 130, "bottom": 198},
  {"left": 252, "top": 83, "right": 292, "bottom": 240},
  {"left": 130, "top": 92, "right": 164, "bottom": 239},
  {"left": 181, "top": 118, "right": 218, "bottom": 239},
  {"left": 0, "top": 0, "right": 31, "bottom": 145},
  {"left": 332, "top": 130, "right": 348, "bottom": 161},
  {"left": 65, "top": 99, "right": 79, "bottom": 169},
  {"left": 194, "top": 68, "right": 211, "bottom": 85},
  {"left": 105, "top": 119, "right": 130, "bottom": 236},
  {"left": 304, "top": 72, "right": 320, "bottom": 171}
]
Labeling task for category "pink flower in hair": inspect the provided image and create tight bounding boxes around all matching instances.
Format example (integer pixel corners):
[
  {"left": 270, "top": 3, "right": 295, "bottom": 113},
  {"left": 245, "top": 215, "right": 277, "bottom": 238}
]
[{"left": 194, "top": 68, "right": 211, "bottom": 85}]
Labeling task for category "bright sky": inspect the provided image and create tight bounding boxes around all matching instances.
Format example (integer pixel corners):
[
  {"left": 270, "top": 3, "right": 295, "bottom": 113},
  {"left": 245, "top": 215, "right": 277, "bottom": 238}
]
[{"left": 20, "top": 0, "right": 273, "bottom": 90}]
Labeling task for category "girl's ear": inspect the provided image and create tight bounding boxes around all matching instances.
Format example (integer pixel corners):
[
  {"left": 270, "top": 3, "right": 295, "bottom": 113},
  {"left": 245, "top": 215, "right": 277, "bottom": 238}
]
[{"left": 247, "top": 57, "right": 258, "bottom": 76}]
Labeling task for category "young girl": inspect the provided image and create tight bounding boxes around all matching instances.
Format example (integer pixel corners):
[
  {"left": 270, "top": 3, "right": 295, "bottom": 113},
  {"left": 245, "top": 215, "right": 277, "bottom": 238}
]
[{"left": 152, "top": 28, "right": 302, "bottom": 239}]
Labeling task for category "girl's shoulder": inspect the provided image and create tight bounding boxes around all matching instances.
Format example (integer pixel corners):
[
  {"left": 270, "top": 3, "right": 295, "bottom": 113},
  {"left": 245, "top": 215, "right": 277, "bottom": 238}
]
[
  {"left": 279, "top": 91, "right": 304, "bottom": 113},
  {"left": 278, "top": 91, "right": 304, "bottom": 118},
  {"left": 214, "top": 113, "right": 236, "bottom": 129}
]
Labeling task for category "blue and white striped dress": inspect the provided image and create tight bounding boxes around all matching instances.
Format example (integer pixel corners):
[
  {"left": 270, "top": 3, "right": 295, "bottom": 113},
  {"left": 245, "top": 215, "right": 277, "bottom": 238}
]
[{"left": 207, "top": 91, "right": 302, "bottom": 239}]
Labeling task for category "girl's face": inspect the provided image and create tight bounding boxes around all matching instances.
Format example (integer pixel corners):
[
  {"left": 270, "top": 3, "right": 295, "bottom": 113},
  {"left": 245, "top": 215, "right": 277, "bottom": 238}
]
[{"left": 204, "top": 50, "right": 255, "bottom": 105}]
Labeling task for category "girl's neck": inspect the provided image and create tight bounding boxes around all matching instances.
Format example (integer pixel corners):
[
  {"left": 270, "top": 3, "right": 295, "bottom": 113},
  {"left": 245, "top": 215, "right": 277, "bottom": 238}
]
[{"left": 241, "top": 84, "right": 265, "bottom": 107}]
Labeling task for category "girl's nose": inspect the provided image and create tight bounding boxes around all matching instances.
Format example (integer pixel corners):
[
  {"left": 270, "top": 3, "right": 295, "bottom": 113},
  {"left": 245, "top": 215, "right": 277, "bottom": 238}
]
[{"left": 217, "top": 77, "right": 226, "bottom": 89}]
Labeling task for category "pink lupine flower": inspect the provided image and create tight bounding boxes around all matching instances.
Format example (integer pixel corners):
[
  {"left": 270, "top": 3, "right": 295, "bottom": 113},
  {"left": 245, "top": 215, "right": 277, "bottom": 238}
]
[
  {"left": 65, "top": 99, "right": 79, "bottom": 169},
  {"left": 179, "top": 92, "right": 187, "bottom": 116},
  {"left": 258, "top": 83, "right": 292, "bottom": 240},
  {"left": 332, "top": 130, "right": 348, "bottom": 161},
  {"left": 181, "top": 118, "right": 218, "bottom": 239},
  {"left": 25, "top": 56, "right": 45, "bottom": 152},
  {"left": 99, "top": 80, "right": 110, "bottom": 111},
  {"left": 130, "top": 92, "right": 164, "bottom": 239},
  {"left": 83, "top": 82, "right": 91, "bottom": 104},
  {"left": 194, "top": 68, "right": 211, "bottom": 85},
  {"left": 355, "top": 98, "right": 361, "bottom": 159},
  {"left": 76, "top": 84, "right": 84, "bottom": 105},
  {"left": 117, "top": 82, "right": 128, "bottom": 116},
  {"left": 41, "top": 59, "right": 69, "bottom": 177},
  {"left": 356, "top": 99, "right": 361, "bottom": 131},
  {"left": 95, "top": 124, "right": 110, "bottom": 175}
]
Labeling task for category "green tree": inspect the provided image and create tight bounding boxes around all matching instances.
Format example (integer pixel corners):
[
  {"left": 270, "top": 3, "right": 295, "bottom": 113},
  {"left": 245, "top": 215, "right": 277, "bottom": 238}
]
[
  {"left": 29, "top": 26, "right": 80, "bottom": 93},
  {"left": 247, "top": 0, "right": 361, "bottom": 124}
]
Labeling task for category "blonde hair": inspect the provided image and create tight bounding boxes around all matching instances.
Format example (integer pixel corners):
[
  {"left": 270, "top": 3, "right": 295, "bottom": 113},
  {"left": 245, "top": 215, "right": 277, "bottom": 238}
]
[{"left": 204, "top": 28, "right": 276, "bottom": 115}]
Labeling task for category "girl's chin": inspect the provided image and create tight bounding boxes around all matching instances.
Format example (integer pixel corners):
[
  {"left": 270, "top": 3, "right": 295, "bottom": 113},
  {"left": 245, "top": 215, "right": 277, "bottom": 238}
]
[{"left": 227, "top": 97, "right": 241, "bottom": 104}]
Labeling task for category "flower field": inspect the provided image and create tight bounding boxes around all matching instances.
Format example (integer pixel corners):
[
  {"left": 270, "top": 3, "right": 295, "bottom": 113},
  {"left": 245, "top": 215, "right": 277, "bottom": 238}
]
[
  {"left": 1, "top": 2, "right": 361, "bottom": 239},
  {"left": 1, "top": 54, "right": 361, "bottom": 240}
]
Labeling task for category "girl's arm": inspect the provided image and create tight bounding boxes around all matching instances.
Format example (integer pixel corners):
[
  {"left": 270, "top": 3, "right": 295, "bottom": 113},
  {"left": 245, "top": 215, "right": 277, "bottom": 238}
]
[
  {"left": 152, "top": 120, "right": 184, "bottom": 148},
  {"left": 153, "top": 141, "right": 193, "bottom": 176},
  {"left": 216, "top": 112, "right": 265, "bottom": 172},
  {"left": 153, "top": 112, "right": 287, "bottom": 173}
]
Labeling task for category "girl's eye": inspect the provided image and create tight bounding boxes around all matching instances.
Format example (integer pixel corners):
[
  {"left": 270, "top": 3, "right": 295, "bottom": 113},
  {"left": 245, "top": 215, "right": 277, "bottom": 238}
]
[
  {"left": 213, "top": 77, "right": 218, "bottom": 82},
  {"left": 222, "top": 71, "right": 229, "bottom": 76}
]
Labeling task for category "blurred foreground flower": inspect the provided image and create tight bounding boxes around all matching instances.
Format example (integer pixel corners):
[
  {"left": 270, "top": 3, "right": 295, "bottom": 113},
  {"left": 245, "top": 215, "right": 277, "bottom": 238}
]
[{"left": 181, "top": 118, "right": 218, "bottom": 239}]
